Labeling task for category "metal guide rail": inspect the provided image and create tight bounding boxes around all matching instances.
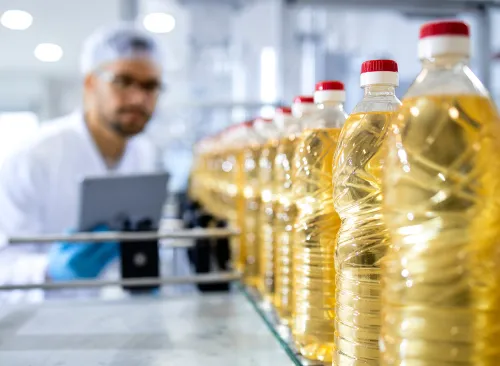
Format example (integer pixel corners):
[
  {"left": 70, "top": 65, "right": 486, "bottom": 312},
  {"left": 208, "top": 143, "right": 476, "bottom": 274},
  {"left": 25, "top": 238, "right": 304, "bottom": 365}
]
[
  {"left": 7, "top": 227, "right": 240, "bottom": 244},
  {"left": 0, "top": 227, "right": 240, "bottom": 291}
]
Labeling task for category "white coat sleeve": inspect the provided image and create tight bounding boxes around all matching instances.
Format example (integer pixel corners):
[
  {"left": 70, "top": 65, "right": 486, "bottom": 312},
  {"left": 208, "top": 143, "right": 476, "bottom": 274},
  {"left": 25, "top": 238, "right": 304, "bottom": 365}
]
[{"left": 0, "top": 147, "right": 45, "bottom": 247}]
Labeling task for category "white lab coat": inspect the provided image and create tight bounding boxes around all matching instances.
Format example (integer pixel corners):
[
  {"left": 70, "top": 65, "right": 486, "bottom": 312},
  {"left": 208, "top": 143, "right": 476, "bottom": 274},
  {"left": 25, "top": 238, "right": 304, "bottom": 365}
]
[{"left": 0, "top": 111, "right": 158, "bottom": 299}]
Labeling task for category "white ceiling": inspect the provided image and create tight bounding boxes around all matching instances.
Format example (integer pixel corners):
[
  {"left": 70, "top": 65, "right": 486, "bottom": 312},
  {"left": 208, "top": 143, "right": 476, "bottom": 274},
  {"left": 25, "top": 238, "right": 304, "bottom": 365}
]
[
  {"left": 0, "top": 0, "right": 121, "bottom": 76},
  {"left": 0, "top": 0, "right": 192, "bottom": 78}
]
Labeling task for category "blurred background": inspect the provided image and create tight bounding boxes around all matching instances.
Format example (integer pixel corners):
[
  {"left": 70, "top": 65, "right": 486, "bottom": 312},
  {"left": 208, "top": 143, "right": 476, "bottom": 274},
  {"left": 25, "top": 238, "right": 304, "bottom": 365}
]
[{"left": 0, "top": 0, "right": 499, "bottom": 193}]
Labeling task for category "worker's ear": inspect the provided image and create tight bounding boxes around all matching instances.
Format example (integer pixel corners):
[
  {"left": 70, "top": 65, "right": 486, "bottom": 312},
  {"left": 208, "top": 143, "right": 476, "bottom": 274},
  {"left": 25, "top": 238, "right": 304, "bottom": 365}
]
[{"left": 83, "top": 73, "right": 97, "bottom": 92}]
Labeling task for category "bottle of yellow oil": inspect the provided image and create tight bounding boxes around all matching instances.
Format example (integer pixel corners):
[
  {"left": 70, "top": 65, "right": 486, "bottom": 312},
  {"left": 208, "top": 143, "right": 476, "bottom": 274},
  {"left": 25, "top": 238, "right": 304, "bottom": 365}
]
[
  {"left": 333, "top": 60, "right": 401, "bottom": 365},
  {"left": 198, "top": 134, "right": 221, "bottom": 217},
  {"left": 381, "top": 20, "right": 500, "bottom": 366},
  {"left": 188, "top": 137, "right": 206, "bottom": 204},
  {"left": 292, "top": 81, "right": 347, "bottom": 362},
  {"left": 242, "top": 118, "right": 275, "bottom": 287},
  {"left": 258, "top": 107, "right": 293, "bottom": 303},
  {"left": 223, "top": 121, "right": 261, "bottom": 278},
  {"left": 219, "top": 125, "right": 247, "bottom": 273},
  {"left": 211, "top": 133, "right": 227, "bottom": 218},
  {"left": 274, "top": 96, "right": 316, "bottom": 324},
  {"left": 218, "top": 129, "right": 234, "bottom": 220}
]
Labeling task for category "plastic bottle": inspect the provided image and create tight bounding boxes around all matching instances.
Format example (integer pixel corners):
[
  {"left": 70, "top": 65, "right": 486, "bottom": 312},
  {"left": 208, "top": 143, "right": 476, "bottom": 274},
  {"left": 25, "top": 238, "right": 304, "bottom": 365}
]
[
  {"left": 258, "top": 107, "right": 294, "bottom": 302},
  {"left": 381, "top": 20, "right": 500, "bottom": 366},
  {"left": 292, "top": 81, "right": 347, "bottom": 362},
  {"left": 274, "top": 96, "right": 316, "bottom": 324},
  {"left": 189, "top": 137, "right": 207, "bottom": 204},
  {"left": 333, "top": 60, "right": 401, "bottom": 365},
  {"left": 217, "top": 129, "right": 233, "bottom": 219},
  {"left": 197, "top": 133, "right": 221, "bottom": 217},
  {"left": 218, "top": 125, "right": 246, "bottom": 272},
  {"left": 242, "top": 118, "right": 274, "bottom": 287},
  {"left": 212, "top": 133, "right": 227, "bottom": 218}
]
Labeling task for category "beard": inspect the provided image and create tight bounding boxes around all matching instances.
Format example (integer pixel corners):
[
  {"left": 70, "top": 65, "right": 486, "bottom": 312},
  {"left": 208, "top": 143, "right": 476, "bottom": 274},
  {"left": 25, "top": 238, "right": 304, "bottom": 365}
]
[{"left": 102, "top": 107, "right": 152, "bottom": 138}]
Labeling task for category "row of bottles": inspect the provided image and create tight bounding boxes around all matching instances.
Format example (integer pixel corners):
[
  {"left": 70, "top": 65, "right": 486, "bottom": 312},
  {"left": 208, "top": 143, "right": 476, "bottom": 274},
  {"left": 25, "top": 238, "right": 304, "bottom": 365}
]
[{"left": 189, "top": 19, "right": 500, "bottom": 366}]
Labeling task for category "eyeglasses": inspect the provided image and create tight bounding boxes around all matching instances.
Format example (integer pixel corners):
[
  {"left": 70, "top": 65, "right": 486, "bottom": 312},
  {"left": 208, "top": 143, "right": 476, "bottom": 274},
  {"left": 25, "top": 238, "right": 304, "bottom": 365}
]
[{"left": 96, "top": 70, "right": 165, "bottom": 97}]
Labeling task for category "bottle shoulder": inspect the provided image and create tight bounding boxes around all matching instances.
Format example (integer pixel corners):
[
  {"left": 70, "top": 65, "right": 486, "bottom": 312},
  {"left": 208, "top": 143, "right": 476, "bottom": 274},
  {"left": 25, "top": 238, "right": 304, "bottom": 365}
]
[
  {"left": 404, "top": 65, "right": 490, "bottom": 100},
  {"left": 302, "top": 108, "right": 347, "bottom": 130},
  {"left": 352, "top": 97, "right": 401, "bottom": 114}
]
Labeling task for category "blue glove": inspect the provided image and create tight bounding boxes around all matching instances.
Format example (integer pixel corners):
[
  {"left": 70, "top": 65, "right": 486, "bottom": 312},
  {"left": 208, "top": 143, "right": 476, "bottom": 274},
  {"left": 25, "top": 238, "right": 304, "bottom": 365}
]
[{"left": 47, "top": 224, "right": 119, "bottom": 281}]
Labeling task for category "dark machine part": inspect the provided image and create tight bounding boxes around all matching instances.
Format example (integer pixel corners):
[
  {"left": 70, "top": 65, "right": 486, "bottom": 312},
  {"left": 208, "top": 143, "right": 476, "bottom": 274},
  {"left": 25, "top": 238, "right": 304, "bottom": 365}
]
[
  {"left": 184, "top": 197, "right": 231, "bottom": 293},
  {"left": 119, "top": 218, "right": 160, "bottom": 293}
]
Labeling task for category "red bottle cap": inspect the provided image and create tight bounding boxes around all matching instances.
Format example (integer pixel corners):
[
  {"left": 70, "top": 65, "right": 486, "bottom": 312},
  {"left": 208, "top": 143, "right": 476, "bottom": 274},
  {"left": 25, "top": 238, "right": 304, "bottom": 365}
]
[
  {"left": 293, "top": 96, "right": 314, "bottom": 104},
  {"left": 420, "top": 20, "right": 469, "bottom": 39},
  {"left": 360, "top": 59, "right": 399, "bottom": 87},
  {"left": 361, "top": 59, "right": 398, "bottom": 74},
  {"left": 418, "top": 20, "right": 470, "bottom": 59},
  {"left": 315, "top": 81, "right": 344, "bottom": 91},
  {"left": 276, "top": 106, "right": 292, "bottom": 114},
  {"left": 314, "top": 80, "right": 346, "bottom": 103}
]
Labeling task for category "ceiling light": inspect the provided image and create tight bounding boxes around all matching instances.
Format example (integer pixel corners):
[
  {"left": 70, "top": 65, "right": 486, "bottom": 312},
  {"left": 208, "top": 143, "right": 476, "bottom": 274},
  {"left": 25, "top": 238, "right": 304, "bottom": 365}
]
[
  {"left": 34, "top": 43, "right": 63, "bottom": 62},
  {"left": 143, "top": 12, "right": 176, "bottom": 34},
  {"left": 0, "top": 9, "right": 33, "bottom": 30}
]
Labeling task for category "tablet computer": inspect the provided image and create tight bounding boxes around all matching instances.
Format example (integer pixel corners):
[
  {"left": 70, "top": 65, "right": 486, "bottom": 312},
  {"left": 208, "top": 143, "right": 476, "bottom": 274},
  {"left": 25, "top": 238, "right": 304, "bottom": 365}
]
[{"left": 77, "top": 172, "right": 169, "bottom": 231}]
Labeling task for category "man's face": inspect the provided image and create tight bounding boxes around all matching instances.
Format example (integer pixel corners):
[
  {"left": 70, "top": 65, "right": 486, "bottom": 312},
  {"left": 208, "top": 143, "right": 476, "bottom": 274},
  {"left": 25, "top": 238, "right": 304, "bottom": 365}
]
[{"left": 87, "top": 58, "right": 163, "bottom": 138}]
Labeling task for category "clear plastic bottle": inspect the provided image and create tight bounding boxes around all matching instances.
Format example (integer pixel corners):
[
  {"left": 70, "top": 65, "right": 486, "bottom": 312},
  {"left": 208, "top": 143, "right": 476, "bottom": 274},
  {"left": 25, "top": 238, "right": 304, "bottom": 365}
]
[
  {"left": 258, "top": 107, "right": 293, "bottom": 302},
  {"left": 274, "top": 96, "right": 316, "bottom": 324},
  {"left": 218, "top": 128, "right": 235, "bottom": 220},
  {"left": 333, "top": 60, "right": 401, "bottom": 365},
  {"left": 219, "top": 125, "right": 247, "bottom": 272},
  {"left": 212, "top": 134, "right": 227, "bottom": 218},
  {"left": 381, "top": 20, "right": 500, "bottom": 366},
  {"left": 242, "top": 118, "right": 275, "bottom": 287},
  {"left": 189, "top": 137, "right": 207, "bottom": 204},
  {"left": 199, "top": 133, "right": 223, "bottom": 217},
  {"left": 292, "top": 81, "right": 347, "bottom": 362}
]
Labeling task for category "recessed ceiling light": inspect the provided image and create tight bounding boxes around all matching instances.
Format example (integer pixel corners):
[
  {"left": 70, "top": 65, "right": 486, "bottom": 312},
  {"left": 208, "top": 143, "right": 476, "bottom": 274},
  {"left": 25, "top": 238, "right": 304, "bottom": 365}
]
[
  {"left": 143, "top": 12, "right": 176, "bottom": 34},
  {"left": 34, "top": 43, "right": 63, "bottom": 62},
  {"left": 0, "top": 9, "right": 33, "bottom": 30}
]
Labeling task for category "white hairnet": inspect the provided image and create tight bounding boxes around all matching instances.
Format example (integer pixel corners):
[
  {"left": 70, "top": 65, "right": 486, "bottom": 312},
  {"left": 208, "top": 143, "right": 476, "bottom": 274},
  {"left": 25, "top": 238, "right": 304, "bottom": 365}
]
[{"left": 80, "top": 22, "right": 165, "bottom": 75}]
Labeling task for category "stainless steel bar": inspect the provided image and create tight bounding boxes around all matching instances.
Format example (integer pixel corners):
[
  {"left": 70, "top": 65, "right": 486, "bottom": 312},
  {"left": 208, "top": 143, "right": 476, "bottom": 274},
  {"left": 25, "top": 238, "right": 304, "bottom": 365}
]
[
  {"left": 8, "top": 228, "right": 240, "bottom": 244},
  {"left": 0, "top": 272, "right": 241, "bottom": 291}
]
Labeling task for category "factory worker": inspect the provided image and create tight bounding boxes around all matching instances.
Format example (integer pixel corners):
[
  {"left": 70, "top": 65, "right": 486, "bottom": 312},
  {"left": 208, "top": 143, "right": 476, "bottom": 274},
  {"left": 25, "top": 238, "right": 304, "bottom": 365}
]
[{"left": 0, "top": 23, "right": 165, "bottom": 283}]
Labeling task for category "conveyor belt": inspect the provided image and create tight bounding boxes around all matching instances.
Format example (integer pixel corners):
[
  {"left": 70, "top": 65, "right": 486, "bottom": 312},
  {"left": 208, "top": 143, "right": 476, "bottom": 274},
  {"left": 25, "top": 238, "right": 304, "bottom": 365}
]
[{"left": 0, "top": 293, "right": 295, "bottom": 366}]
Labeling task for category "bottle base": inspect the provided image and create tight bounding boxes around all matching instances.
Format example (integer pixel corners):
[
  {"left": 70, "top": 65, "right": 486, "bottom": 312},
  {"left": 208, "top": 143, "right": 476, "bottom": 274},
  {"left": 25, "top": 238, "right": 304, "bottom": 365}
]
[
  {"left": 334, "top": 350, "right": 378, "bottom": 366},
  {"left": 243, "top": 275, "right": 259, "bottom": 288},
  {"left": 295, "top": 339, "right": 334, "bottom": 363}
]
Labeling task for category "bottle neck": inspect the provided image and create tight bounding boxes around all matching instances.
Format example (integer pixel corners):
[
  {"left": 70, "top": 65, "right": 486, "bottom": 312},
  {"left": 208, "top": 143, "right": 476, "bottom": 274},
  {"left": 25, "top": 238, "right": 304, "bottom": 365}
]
[
  {"left": 421, "top": 54, "right": 469, "bottom": 70},
  {"left": 293, "top": 104, "right": 316, "bottom": 119},
  {"left": 363, "top": 85, "right": 396, "bottom": 97},
  {"left": 318, "top": 100, "right": 344, "bottom": 111},
  {"left": 353, "top": 84, "right": 401, "bottom": 114}
]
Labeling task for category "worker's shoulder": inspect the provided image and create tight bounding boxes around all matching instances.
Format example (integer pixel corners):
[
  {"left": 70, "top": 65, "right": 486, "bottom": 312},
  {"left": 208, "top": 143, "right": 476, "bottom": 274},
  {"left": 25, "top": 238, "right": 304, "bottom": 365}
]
[
  {"left": 5, "top": 114, "right": 79, "bottom": 164},
  {"left": 36, "top": 114, "right": 81, "bottom": 143},
  {"left": 29, "top": 113, "right": 85, "bottom": 153}
]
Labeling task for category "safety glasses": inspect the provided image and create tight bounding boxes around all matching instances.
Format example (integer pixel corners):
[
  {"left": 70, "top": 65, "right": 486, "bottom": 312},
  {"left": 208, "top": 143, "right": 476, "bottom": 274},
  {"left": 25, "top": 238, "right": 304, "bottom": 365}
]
[{"left": 96, "top": 70, "right": 166, "bottom": 97}]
